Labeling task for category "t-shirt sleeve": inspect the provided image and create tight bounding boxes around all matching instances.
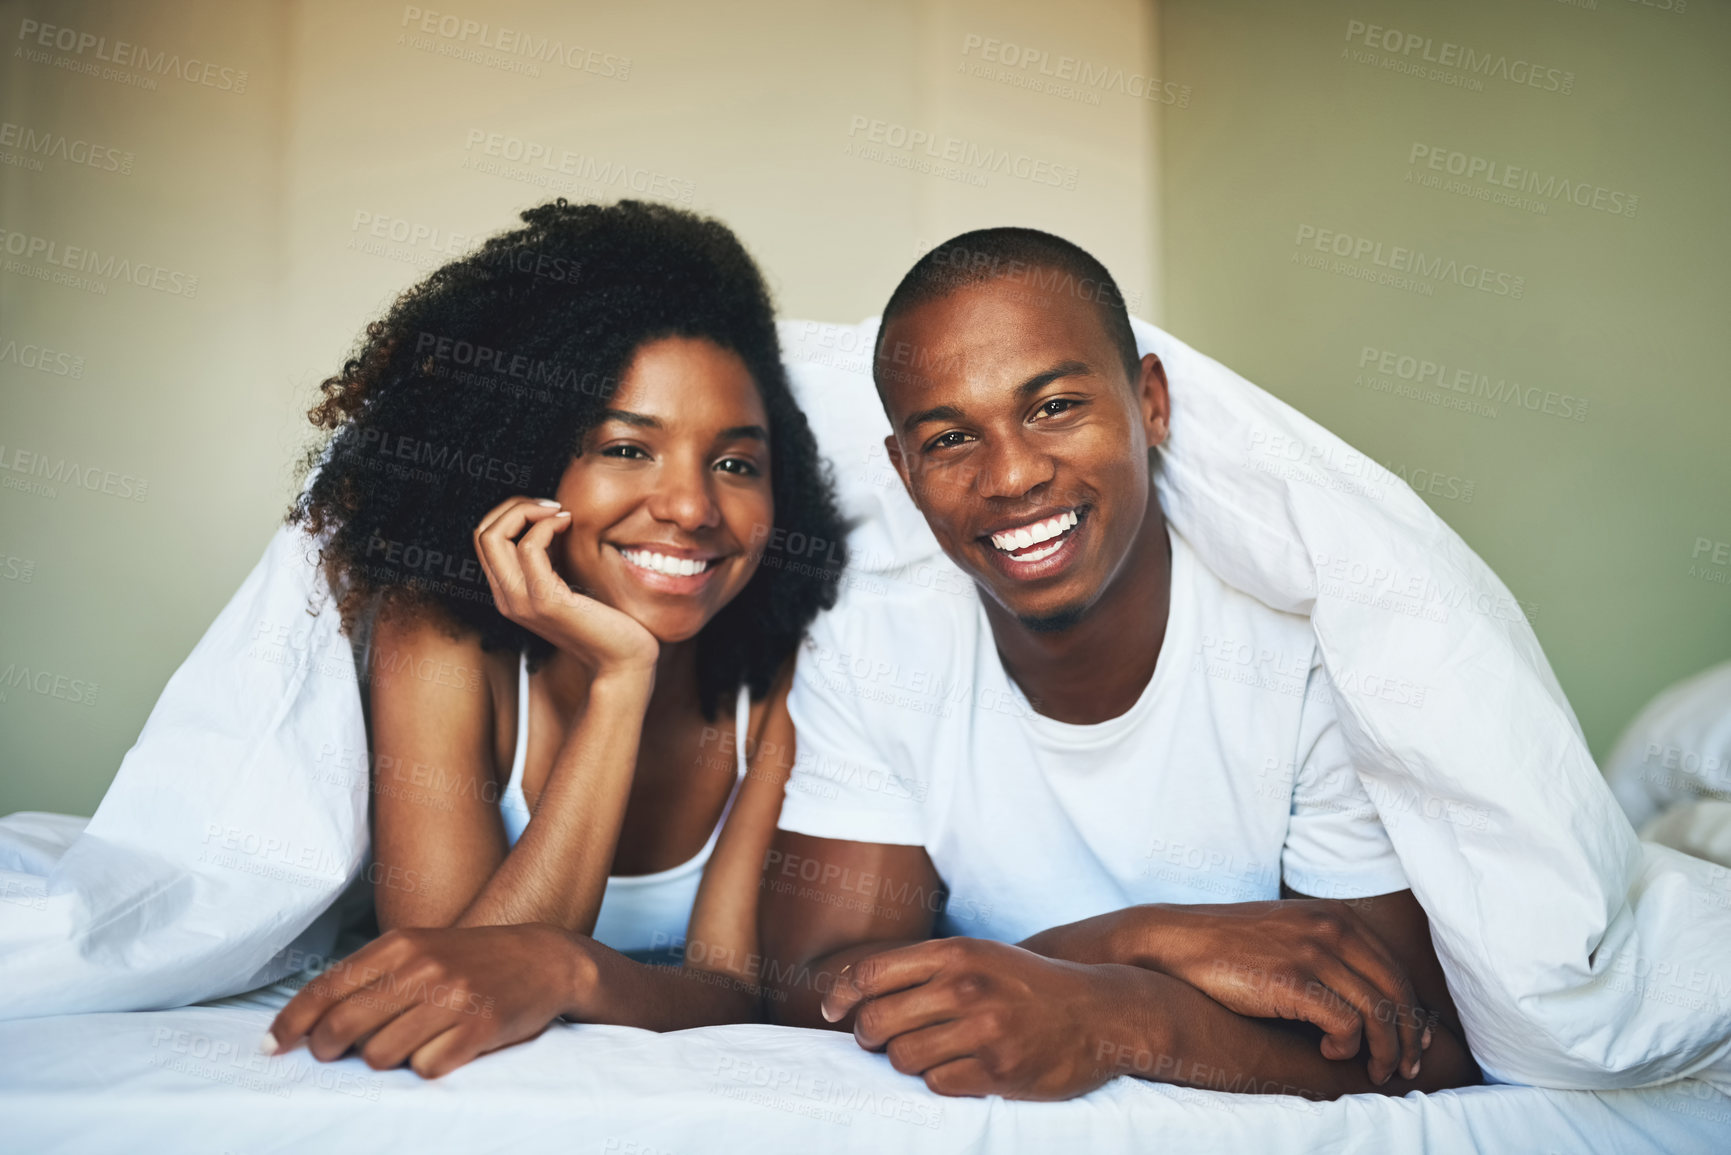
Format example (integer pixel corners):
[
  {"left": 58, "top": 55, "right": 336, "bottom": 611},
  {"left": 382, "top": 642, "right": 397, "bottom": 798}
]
[
  {"left": 778, "top": 609, "right": 929, "bottom": 846},
  {"left": 1280, "top": 659, "right": 1410, "bottom": 899}
]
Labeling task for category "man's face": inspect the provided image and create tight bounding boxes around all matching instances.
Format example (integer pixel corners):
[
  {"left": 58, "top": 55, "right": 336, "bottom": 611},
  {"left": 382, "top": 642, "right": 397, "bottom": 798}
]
[{"left": 876, "top": 274, "right": 1170, "bottom": 628}]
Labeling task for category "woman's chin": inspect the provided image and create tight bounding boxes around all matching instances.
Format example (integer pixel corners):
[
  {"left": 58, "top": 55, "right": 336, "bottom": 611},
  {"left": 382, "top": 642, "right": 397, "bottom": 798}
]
[{"left": 623, "top": 605, "right": 713, "bottom": 647}]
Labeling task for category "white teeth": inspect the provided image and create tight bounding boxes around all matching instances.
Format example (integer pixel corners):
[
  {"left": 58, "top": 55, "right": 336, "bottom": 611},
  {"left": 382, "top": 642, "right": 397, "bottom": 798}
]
[
  {"left": 620, "top": 548, "right": 713, "bottom": 577},
  {"left": 991, "top": 510, "right": 1079, "bottom": 555},
  {"left": 1012, "top": 538, "right": 1064, "bottom": 563}
]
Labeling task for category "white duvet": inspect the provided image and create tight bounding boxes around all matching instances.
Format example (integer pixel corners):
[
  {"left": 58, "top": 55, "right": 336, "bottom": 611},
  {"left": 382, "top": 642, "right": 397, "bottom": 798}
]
[{"left": 3, "top": 317, "right": 1729, "bottom": 1106}]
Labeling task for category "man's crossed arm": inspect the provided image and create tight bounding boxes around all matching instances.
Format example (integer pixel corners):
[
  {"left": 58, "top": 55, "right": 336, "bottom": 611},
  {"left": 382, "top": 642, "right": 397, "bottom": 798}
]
[{"left": 758, "top": 831, "right": 1480, "bottom": 1101}]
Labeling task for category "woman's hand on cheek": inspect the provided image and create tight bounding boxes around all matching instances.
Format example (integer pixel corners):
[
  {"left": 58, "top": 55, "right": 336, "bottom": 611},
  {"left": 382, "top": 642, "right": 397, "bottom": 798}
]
[
  {"left": 474, "top": 496, "right": 659, "bottom": 678},
  {"left": 263, "top": 924, "right": 597, "bottom": 1079}
]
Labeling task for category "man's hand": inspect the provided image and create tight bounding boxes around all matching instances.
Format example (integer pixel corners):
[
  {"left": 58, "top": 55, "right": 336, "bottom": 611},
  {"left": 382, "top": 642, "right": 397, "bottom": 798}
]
[
  {"left": 264, "top": 924, "right": 591, "bottom": 1078},
  {"left": 820, "top": 937, "right": 1127, "bottom": 1100},
  {"left": 1121, "top": 900, "right": 1431, "bottom": 1084}
]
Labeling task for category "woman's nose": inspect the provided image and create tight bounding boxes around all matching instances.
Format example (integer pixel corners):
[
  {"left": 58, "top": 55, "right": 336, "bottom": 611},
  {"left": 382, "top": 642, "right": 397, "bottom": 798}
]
[{"left": 646, "top": 459, "right": 721, "bottom": 530}]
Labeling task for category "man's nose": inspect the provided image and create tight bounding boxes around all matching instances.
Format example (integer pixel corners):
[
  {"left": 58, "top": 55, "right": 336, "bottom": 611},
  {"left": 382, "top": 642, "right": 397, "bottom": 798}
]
[{"left": 973, "top": 433, "right": 1056, "bottom": 501}]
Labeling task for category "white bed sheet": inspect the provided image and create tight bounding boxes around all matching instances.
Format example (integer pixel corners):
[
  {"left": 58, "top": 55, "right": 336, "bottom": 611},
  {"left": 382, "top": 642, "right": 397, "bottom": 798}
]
[{"left": 1, "top": 984, "right": 1725, "bottom": 1154}]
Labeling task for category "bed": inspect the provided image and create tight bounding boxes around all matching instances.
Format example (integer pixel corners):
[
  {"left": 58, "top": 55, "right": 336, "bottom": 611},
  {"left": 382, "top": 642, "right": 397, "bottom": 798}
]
[{"left": 2, "top": 980, "right": 1726, "bottom": 1154}]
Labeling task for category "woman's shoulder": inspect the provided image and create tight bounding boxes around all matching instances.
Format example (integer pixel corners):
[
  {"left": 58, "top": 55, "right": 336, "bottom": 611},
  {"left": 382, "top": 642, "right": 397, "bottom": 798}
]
[{"left": 367, "top": 601, "right": 516, "bottom": 708}]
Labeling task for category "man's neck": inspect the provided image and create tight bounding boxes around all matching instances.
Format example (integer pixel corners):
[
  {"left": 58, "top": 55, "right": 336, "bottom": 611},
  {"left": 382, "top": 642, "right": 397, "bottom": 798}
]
[{"left": 980, "top": 500, "right": 1172, "bottom": 726}]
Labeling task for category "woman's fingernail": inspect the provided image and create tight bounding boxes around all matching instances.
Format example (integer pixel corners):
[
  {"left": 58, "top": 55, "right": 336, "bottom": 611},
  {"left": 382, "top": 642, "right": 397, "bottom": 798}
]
[
  {"left": 536, "top": 499, "right": 560, "bottom": 508},
  {"left": 555, "top": 511, "right": 570, "bottom": 518},
  {"left": 258, "top": 1031, "right": 281, "bottom": 1056},
  {"left": 1422, "top": 1026, "right": 1433, "bottom": 1050}
]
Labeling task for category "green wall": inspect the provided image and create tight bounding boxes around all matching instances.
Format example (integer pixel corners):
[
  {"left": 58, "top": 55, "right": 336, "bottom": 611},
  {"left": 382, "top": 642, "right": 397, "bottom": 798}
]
[{"left": 1158, "top": 0, "right": 1730, "bottom": 757}]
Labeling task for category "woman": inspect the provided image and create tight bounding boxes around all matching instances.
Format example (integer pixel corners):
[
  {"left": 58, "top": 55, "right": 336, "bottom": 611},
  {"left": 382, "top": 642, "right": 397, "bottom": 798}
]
[{"left": 264, "top": 199, "right": 846, "bottom": 1075}]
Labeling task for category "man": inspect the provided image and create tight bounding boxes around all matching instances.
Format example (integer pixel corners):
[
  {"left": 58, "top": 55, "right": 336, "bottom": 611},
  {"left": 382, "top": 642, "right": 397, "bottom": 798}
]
[{"left": 759, "top": 228, "right": 1481, "bottom": 1101}]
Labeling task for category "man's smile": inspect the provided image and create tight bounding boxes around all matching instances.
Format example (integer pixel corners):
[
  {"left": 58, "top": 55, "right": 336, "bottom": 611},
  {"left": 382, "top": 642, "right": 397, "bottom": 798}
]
[{"left": 977, "top": 504, "right": 1090, "bottom": 579}]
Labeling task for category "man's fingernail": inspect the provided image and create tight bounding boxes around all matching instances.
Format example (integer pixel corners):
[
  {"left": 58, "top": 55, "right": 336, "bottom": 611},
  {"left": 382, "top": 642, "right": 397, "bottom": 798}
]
[
  {"left": 1422, "top": 1026, "right": 1433, "bottom": 1050},
  {"left": 820, "top": 1003, "right": 840, "bottom": 1023},
  {"left": 258, "top": 1031, "right": 281, "bottom": 1056}
]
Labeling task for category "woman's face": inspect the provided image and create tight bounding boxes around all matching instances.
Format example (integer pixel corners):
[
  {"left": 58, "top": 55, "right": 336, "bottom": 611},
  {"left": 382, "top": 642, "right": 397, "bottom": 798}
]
[{"left": 551, "top": 336, "right": 774, "bottom": 644}]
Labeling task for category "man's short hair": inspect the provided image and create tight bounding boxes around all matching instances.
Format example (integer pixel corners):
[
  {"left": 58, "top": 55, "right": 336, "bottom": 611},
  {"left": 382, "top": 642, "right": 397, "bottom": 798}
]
[{"left": 873, "top": 228, "right": 1142, "bottom": 393}]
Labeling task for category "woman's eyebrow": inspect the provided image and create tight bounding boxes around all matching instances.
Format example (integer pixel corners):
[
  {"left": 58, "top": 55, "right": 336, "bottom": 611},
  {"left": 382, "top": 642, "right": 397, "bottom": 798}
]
[
  {"left": 717, "top": 424, "right": 769, "bottom": 442},
  {"left": 598, "top": 411, "right": 767, "bottom": 442},
  {"left": 600, "top": 408, "right": 660, "bottom": 428}
]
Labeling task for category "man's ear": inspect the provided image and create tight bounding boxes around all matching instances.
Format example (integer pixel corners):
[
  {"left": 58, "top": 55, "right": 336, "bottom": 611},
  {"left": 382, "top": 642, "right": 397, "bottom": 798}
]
[
  {"left": 883, "top": 434, "right": 914, "bottom": 494},
  {"left": 1137, "top": 352, "right": 1171, "bottom": 449}
]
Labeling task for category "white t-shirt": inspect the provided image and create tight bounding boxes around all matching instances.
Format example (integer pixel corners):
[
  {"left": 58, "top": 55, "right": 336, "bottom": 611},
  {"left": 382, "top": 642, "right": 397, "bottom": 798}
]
[{"left": 779, "top": 525, "right": 1408, "bottom": 943}]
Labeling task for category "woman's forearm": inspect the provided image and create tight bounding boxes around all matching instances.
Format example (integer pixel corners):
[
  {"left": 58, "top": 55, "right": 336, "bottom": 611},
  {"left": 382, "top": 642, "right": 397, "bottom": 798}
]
[
  {"left": 457, "top": 670, "right": 654, "bottom": 932},
  {"left": 570, "top": 939, "right": 764, "bottom": 1030},
  {"left": 1018, "top": 906, "right": 1162, "bottom": 967}
]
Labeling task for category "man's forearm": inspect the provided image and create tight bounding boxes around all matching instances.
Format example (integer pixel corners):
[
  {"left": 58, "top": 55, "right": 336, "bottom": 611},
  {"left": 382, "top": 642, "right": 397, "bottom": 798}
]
[{"left": 1087, "top": 962, "right": 1476, "bottom": 1099}]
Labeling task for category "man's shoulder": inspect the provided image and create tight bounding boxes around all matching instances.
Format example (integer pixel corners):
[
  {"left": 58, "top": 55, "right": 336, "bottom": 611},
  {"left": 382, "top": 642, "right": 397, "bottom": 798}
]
[
  {"left": 1170, "top": 526, "right": 1320, "bottom": 703},
  {"left": 801, "top": 557, "right": 981, "bottom": 680},
  {"left": 1173, "top": 527, "right": 1315, "bottom": 641}
]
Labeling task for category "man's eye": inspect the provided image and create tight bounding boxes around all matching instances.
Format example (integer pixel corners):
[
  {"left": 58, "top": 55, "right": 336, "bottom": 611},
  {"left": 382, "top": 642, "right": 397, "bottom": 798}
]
[
  {"left": 715, "top": 457, "right": 760, "bottom": 476},
  {"left": 1037, "top": 398, "right": 1078, "bottom": 418},
  {"left": 926, "top": 431, "right": 972, "bottom": 452},
  {"left": 601, "top": 444, "right": 649, "bottom": 459}
]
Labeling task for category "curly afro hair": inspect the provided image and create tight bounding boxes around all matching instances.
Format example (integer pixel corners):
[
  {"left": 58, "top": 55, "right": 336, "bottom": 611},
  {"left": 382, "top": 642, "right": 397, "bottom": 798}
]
[{"left": 290, "top": 198, "right": 847, "bottom": 719}]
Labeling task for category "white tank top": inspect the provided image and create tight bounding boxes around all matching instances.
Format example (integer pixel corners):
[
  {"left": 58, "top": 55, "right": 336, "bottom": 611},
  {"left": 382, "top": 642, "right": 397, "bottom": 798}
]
[{"left": 498, "top": 652, "right": 749, "bottom": 955}]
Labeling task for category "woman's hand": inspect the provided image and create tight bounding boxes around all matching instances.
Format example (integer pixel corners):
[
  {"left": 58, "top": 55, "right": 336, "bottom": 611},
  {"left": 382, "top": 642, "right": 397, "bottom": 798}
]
[
  {"left": 264, "top": 924, "right": 595, "bottom": 1079},
  {"left": 473, "top": 496, "right": 659, "bottom": 677}
]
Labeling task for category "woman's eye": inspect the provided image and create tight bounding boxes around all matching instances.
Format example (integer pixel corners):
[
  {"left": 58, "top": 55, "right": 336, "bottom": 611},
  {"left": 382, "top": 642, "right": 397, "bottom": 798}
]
[
  {"left": 601, "top": 444, "right": 649, "bottom": 460},
  {"left": 715, "top": 457, "right": 760, "bottom": 477}
]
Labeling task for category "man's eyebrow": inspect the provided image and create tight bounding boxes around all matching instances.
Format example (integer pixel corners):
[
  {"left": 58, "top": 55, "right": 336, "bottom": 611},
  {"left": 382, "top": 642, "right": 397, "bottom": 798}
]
[
  {"left": 1014, "top": 360, "right": 1093, "bottom": 400},
  {"left": 901, "top": 404, "right": 965, "bottom": 434},
  {"left": 899, "top": 361, "right": 1094, "bottom": 434}
]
